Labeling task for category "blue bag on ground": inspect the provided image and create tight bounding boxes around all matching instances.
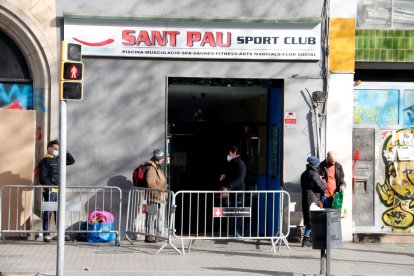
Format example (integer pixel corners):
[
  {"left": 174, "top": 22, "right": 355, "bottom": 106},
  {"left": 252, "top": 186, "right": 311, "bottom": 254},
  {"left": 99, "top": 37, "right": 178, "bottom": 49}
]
[{"left": 87, "top": 221, "right": 116, "bottom": 242}]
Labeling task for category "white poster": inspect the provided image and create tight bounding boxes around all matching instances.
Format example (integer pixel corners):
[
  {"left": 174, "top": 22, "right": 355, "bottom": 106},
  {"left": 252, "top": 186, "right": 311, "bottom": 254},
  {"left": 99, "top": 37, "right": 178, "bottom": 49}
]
[
  {"left": 398, "top": 146, "right": 414, "bottom": 161},
  {"left": 64, "top": 18, "right": 321, "bottom": 60}
]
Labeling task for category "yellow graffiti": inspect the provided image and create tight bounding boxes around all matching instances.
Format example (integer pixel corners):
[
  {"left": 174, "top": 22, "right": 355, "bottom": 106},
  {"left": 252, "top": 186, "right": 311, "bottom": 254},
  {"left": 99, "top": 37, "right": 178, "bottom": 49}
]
[
  {"left": 382, "top": 203, "right": 414, "bottom": 230},
  {"left": 354, "top": 106, "right": 398, "bottom": 125},
  {"left": 377, "top": 180, "right": 395, "bottom": 206},
  {"left": 376, "top": 129, "right": 414, "bottom": 232}
]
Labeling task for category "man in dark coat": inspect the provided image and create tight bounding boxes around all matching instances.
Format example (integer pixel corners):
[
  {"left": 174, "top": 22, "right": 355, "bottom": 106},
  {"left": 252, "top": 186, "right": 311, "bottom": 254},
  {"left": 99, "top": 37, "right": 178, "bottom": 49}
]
[
  {"left": 219, "top": 146, "right": 246, "bottom": 237},
  {"left": 318, "top": 151, "right": 346, "bottom": 208},
  {"left": 39, "top": 139, "right": 75, "bottom": 242},
  {"left": 300, "top": 156, "right": 326, "bottom": 247},
  {"left": 219, "top": 146, "right": 246, "bottom": 191}
]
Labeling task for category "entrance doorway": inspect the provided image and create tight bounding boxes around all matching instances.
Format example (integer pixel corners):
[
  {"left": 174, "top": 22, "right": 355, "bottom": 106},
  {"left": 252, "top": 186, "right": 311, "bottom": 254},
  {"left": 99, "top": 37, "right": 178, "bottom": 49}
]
[{"left": 167, "top": 78, "right": 283, "bottom": 192}]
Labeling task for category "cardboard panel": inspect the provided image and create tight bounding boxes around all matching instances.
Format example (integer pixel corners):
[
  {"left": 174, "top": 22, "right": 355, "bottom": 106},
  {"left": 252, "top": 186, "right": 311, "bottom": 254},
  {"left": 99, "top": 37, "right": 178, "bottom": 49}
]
[{"left": 0, "top": 109, "right": 36, "bottom": 232}]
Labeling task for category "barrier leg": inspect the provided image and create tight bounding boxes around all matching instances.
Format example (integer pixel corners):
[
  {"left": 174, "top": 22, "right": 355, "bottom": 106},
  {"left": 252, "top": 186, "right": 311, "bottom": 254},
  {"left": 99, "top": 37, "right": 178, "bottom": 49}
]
[
  {"left": 187, "top": 239, "right": 193, "bottom": 254},
  {"left": 282, "top": 237, "right": 290, "bottom": 250},
  {"left": 125, "top": 233, "right": 134, "bottom": 245},
  {"left": 271, "top": 238, "right": 277, "bottom": 254},
  {"left": 155, "top": 236, "right": 182, "bottom": 255},
  {"left": 181, "top": 239, "right": 185, "bottom": 255}
]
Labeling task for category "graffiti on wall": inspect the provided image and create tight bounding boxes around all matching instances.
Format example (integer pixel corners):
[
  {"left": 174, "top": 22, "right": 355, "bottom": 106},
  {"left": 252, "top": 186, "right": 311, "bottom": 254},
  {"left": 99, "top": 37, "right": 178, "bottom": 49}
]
[
  {"left": 0, "top": 83, "right": 33, "bottom": 109},
  {"left": 403, "top": 90, "right": 414, "bottom": 127},
  {"left": 403, "top": 106, "right": 414, "bottom": 126},
  {"left": 354, "top": 89, "right": 399, "bottom": 126},
  {"left": 376, "top": 129, "right": 414, "bottom": 232}
]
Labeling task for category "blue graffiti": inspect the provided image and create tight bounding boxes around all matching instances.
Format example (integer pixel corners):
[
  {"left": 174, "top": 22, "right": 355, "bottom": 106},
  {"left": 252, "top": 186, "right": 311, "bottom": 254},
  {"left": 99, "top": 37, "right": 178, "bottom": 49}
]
[
  {"left": 0, "top": 82, "right": 33, "bottom": 109},
  {"left": 403, "top": 105, "right": 414, "bottom": 127},
  {"left": 403, "top": 91, "right": 414, "bottom": 128},
  {"left": 33, "top": 89, "right": 47, "bottom": 113}
]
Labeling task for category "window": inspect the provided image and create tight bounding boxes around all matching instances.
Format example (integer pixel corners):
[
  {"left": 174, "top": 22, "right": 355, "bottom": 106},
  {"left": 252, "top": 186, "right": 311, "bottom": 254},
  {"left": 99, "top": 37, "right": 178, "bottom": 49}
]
[
  {"left": 354, "top": 88, "right": 414, "bottom": 127},
  {"left": 354, "top": 89, "right": 399, "bottom": 125},
  {"left": 358, "top": 0, "right": 414, "bottom": 29},
  {"left": 0, "top": 30, "right": 32, "bottom": 110}
]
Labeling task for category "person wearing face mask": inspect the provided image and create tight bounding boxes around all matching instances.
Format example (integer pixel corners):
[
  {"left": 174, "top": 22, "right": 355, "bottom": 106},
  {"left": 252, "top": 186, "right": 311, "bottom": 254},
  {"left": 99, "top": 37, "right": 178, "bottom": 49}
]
[
  {"left": 318, "top": 151, "right": 346, "bottom": 208},
  {"left": 219, "top": 146, "right": 246, "bottom": 191},
  {"left": 143, "top": 149, "right": 167, "bottom": 243},
  {"left": 219, "top": 146, "right": 246, "bottom": 237},
  {"left": 38, "top": 139, "right": 75, "bottom": 242}
]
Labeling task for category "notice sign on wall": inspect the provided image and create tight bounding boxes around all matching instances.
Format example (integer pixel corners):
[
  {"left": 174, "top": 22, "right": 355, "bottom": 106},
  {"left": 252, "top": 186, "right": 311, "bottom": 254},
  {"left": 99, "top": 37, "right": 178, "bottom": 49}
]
[
  {"left": 64, "top": 17, "right": 321, "bottom": 60},
  {"left": 284, "top": 112, "right": 297, "bottom": 128},
  {"left": 213, "top": 207, "right": 251, "bottom": 217}
]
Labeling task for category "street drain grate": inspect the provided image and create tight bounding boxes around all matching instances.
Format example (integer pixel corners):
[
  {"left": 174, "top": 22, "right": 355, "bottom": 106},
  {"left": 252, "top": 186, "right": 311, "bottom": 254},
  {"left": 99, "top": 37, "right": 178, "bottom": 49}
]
[
  {"left": 0, "top": 255, "right": 24, "bottom": 258},
  {"left": 94, "top": 249, "right": 135, "bottom": 254}
]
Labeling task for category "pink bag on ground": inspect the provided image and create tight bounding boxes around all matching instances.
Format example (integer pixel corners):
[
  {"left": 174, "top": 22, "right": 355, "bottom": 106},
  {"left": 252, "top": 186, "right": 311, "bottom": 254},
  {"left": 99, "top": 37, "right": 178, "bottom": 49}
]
[{"left": 88, "top": 210, "right": 114, "bottom": 224}]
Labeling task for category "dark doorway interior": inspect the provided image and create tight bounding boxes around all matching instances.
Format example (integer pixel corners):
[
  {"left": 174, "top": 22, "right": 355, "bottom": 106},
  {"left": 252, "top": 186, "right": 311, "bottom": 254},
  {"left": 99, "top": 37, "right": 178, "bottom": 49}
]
[{"left": 167, "top": 78, "right": 282, "bottom": 192}]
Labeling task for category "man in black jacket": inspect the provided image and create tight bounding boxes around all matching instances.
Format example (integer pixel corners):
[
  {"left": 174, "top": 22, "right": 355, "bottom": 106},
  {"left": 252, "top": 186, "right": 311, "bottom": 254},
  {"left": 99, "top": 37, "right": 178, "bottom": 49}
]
[
  {"left": 219, "top": 146, "right": 246, "bottom": 237},
  {"left": 39, "top": 139, "right": 75, "bottom": 242},
  {"left": 300, "top": 156, "right": 326, "bottom": 247},
  {"left": 219, "top": 146, "right": 246, "bottom": 191}
]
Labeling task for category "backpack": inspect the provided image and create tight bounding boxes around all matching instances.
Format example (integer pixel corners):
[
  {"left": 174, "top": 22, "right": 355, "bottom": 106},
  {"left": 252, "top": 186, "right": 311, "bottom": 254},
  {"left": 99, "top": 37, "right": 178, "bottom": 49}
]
[{"left": 132, "top": 163, "right": 148, "bottom": 187}]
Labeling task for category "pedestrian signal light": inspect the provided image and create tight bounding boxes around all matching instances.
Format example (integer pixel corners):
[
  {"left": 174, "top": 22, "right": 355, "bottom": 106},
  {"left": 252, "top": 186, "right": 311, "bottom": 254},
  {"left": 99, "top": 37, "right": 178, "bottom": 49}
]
[
  {"left": 60, "top": 82, "right": 83, "bottom": 101},
  {"left": 60, "top": 41, "right": 84, "bottom": 101},
  {"left": 61, "top": 62, "right": 83, "bottom": 80},
  {"left": 61, "top": 42, "right": 82, "bottom": 61}
]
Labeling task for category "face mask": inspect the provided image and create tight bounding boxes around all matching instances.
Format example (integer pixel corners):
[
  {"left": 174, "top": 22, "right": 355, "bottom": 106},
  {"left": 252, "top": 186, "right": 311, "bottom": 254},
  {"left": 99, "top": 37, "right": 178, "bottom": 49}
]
[
  {"left": 227, "top": 155, "right": 232, "bottom": 162},
  {"left": 52, "top": 150, "right": 59, "bottom": 157}
]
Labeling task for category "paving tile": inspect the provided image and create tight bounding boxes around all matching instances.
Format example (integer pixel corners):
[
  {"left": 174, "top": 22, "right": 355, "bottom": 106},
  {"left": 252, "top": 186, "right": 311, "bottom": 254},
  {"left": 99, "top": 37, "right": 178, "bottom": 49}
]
[{"left": 1, "top": 240, "right": 414, "bottom": 275}]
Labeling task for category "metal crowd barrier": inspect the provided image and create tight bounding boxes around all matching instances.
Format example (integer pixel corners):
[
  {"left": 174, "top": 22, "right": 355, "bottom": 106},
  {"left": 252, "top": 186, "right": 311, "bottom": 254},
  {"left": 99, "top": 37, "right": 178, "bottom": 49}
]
[
  {"left": 125, "top": 186, "right": 181, "bottom": 255},
  {"left": 0, "top": 185, "right": 122, "bottom": 245},
  {"left": 173, "top": 190, "right": 290, "bottom": 254}
]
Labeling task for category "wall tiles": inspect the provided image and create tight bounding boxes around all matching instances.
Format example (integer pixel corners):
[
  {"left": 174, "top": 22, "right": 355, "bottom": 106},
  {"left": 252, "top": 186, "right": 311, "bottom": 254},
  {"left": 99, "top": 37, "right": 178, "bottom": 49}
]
[{"left": 355, "top": 29, "right": 414, "bottom": 62}]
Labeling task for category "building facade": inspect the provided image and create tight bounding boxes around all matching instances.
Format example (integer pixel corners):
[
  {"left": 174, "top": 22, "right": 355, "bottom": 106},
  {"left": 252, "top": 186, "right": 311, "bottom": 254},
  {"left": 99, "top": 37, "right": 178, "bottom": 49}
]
[
  {"left": 353, "top": 0, "right": 414, "bottom": 240},
  {"left": 0, "top": 0, "right": 360, "bottom": 241}
]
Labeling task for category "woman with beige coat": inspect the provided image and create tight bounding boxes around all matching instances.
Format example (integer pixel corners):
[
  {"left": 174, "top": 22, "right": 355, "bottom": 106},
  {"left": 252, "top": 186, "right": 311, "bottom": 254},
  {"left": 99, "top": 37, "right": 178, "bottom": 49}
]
[{"left": 144, "top": 149, "right": 167, "bottom": 243}]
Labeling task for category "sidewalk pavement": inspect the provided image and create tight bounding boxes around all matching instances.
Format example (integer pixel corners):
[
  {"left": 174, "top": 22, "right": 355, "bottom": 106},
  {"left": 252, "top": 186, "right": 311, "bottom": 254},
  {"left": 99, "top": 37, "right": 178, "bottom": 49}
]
[{"left": 1, "top": 238, "right": 413, "bottom": 276}]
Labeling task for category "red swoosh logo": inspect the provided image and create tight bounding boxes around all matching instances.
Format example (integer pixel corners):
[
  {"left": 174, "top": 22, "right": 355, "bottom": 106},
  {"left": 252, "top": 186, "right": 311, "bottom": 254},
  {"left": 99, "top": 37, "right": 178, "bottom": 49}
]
[{"left": 73, "top": 37, "right": 114, "bottom": 47}]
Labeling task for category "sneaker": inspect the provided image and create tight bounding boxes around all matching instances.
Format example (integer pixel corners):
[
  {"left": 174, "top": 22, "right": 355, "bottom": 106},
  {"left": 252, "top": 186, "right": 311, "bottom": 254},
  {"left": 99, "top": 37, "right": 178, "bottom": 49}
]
[
  {"left": 145, "top": 236, "right": 157, "bottom": 243},
  {"left": 145, "top": 238, "right": 157, "bottom": 243},
  {"left": 302, "top": 236, "right": 312, "bottom": 247},
  {"left": 44, "top": 235, "right": 52, "bottom": 243}
]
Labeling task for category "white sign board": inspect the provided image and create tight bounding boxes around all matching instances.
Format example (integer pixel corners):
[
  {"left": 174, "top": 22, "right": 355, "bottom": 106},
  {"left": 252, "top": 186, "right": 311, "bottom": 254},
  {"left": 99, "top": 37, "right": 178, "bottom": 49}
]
[
  {"left": 64, "top": 18, "right": 321, "bottom": 60},
  {"left": 284, "top": 112, "right": 297, "bottom": 128}
]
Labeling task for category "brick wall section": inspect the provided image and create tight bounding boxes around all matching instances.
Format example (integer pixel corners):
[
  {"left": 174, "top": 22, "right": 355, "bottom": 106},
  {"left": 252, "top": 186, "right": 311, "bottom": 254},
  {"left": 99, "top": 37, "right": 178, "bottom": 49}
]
[{"left": 8, "top": 0, "right": 58, "bottom": 59}]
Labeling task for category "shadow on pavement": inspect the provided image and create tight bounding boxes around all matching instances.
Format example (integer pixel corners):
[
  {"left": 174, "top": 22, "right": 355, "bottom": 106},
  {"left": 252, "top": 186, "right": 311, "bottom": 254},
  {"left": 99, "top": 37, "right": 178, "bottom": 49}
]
[{"left": 204, "top": 267, "right": 294, "bottom": 275}]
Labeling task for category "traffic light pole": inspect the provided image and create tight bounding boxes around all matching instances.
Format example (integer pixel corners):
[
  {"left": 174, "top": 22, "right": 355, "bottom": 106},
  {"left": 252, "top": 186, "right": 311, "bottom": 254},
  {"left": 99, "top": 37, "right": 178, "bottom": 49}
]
[
  {"left": 57, "top": 41, "right": 82, "bottom": 275},
  {"left": 57, "top": 100, "right": 67, "bottom": 276}
]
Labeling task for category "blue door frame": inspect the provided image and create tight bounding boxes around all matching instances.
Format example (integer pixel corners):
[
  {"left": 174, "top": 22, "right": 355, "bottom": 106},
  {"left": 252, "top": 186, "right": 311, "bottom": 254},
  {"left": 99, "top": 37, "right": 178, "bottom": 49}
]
[{"left": 258, "top": 87, "right": 283, "bottom": 236}]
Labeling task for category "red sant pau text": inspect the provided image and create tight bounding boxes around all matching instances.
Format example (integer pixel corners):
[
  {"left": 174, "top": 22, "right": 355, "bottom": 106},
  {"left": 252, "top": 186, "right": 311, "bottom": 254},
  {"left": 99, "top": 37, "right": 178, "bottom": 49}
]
[{"left": 122, "top": 30, "right": 231, "bottom": 47}]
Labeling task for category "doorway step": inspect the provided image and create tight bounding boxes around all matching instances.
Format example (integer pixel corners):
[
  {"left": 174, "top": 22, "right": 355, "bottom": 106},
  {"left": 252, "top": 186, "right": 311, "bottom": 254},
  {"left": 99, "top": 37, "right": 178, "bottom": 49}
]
[{"left": 353, "top": 232, "right": 414, "bottom": 243}]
